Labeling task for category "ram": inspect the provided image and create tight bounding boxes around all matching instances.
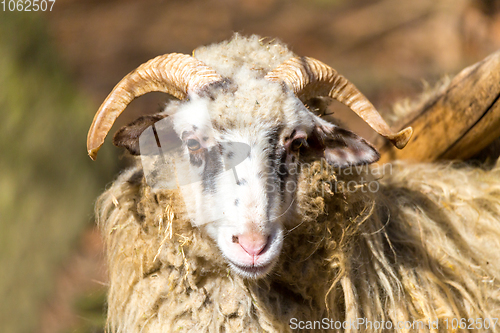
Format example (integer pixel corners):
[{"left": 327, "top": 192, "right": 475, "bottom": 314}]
[{"left": 87, "top": 35, "right": 500, "bottom": 332}]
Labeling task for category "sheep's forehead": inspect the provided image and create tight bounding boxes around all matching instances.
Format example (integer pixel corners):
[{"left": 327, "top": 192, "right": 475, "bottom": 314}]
[
  {"left": 171, "top": 78, "right": 311, "bottom": 148},
  {"left": 210, "top": 80, "right": 308, "bottom": 133}
]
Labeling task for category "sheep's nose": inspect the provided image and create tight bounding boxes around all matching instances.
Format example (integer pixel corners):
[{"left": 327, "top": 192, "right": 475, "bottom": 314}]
[{"left": 235, "top": 232, "right": 269, "bottom": 256}]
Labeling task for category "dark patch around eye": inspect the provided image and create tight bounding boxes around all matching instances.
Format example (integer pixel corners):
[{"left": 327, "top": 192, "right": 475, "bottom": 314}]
[
  {"left": 202, "top": 146, "right": 223, "bottom": 193},
  {"left": 190, "top": 153, "right": 204, "bottom": 167},
  {"left": 227, "top": 151, "right": 234, "bottom": 159},
  {"left": 268, "top": 130, "right": 280, "bottom": 147},
  {"left": 273, "top": 147, "right": 288, "bottom": 193},
  {"left": 267, "top": 151, "right": 276, "bottom": 170},
  {"left": 192, "top": 125, "right": 198, "bottom": 131}
]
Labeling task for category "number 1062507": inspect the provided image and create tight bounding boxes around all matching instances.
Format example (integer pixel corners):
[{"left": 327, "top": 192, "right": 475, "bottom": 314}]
[{"left": 2, "top": 0, "right": 56, "bottom": 11}]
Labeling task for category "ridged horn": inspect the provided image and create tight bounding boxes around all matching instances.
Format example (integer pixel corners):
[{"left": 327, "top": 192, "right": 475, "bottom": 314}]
[
  {"left": 87, "top": 53, "right": 223, "bottom": 160},
  {"left": 265, "top": 56, "right": 412, "bottom": 149}
]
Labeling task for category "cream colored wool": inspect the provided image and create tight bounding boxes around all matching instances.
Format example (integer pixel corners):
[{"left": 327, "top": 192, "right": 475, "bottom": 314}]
[
  {"left": 97, "top": 158, "right": 500, "bottom": 332},
  {"left": 95, "top": 34, "right": 500, "bottom": 332},
  {"left": 193, "top": 34, "right": 295, "bottom": 79}
]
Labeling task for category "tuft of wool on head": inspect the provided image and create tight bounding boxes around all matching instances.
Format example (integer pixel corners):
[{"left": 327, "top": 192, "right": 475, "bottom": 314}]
[{"left": 193, "top": 34, "right": 295, "bottom": 80}]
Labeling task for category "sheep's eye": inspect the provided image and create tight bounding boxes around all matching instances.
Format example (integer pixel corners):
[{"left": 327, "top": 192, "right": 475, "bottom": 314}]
[
  {"left": 290, "top": 138, "right": 304, "bottom": 152},
  {"left": 186, "top": 139, "right": 201, "bottom": 151}
]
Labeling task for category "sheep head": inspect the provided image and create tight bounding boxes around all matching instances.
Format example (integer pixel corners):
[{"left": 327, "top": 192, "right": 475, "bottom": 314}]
[{"left": 87, "top": 44, "right": 412, "bottom": 279}]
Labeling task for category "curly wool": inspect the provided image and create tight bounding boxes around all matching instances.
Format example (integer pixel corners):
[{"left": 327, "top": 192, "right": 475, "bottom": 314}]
[
  {"left": 193, "top": 34, "right": 295, "bottom": 80},
  {"left": 97, "top": 158, "right": 500, "bottom": 332}
]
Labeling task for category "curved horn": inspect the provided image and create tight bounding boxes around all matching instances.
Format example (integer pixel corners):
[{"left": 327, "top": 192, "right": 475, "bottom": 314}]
[
  {"left": 265, "top": 56, "right": 412, "bottom": 149},
  {"left": 87, "top": 53, "right": 223, "bottom": 160}
]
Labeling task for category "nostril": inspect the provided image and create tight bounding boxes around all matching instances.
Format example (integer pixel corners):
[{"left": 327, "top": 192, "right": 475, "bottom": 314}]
[{"left": 237, "top": 232, "right": 269, "bottom": 256}]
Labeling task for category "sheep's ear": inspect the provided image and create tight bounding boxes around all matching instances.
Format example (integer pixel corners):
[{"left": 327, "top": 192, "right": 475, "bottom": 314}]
[
  {"left": 113, "top": 114, "right": 177, "bottom": 156},
  {"left": 304, "top": 119, "right": 380, "bottom": 168}
]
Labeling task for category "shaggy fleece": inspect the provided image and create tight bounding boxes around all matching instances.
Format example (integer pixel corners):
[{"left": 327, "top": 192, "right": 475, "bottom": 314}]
[{"left": 97, "top": 158, "right": 500, "bottom": 332}]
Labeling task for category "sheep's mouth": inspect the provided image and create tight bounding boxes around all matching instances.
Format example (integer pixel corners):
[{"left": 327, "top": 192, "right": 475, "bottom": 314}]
[
  {"left": 228, "top": 260, "right": 275, "bottom": 279},
  {"left": 221, "top": 227, "right": 283, "bottom": 279}
]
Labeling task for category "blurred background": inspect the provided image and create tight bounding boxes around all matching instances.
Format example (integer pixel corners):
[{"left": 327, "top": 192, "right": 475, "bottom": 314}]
[{"left": 2, "top": 0, "right": 500, "bottom": 332}]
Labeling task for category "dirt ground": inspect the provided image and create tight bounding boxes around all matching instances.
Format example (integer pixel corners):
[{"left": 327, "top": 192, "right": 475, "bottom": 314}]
[{"left": 36, "top": 0, "right": 500, "bottom": 331}]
